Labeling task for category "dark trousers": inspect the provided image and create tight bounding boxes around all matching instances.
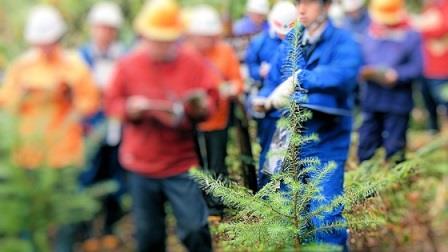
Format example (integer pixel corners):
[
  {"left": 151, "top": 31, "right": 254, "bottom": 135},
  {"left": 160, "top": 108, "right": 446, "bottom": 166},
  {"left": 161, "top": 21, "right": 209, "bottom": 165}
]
[
  {"left": 311, "top": 159, "right": 347, "bottom": 247},
  {"left": 299, "top": 112, "right": 351, "bottom": 247},
  {"left": 202, "top": 129, "right": 229, "bottom": 176},
  {"left": 279, "top": 158, "right": 348, "bottom": 247},
  {"left": 421, "top": 78, "right": 448, "bottom": 132},
  {"left": 256, "top": 116, "right": 278, "bottom": 189},
  {"left": 129, "top": 172, "right": 212, "bottom": 252},
  {"left": 358, "top": 111, "right": 410, "bottom": 162},
  {"left": 200, "top": 129, "right": 229, "bottom": 215},
  {"left": 79, "top": 144, "right": 127, "bottom": 234}
]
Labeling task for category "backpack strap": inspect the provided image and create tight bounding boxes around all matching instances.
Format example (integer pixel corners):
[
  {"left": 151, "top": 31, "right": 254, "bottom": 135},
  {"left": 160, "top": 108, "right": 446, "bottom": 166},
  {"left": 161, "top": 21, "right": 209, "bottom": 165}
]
[{"left": 79, "top": 44, "right": 95, "bottom": 68}]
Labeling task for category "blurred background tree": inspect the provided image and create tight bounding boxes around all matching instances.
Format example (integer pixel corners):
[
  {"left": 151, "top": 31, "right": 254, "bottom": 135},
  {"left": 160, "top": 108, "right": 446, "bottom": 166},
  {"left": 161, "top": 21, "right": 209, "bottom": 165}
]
[
  {"left": 0, "top": 112, "right": 117, "bottom": 252},
  {"left": 0, "top": 0, "right": 243, "bottom": 66},
  {"left": 0, "top": 0, "right": 423, "bottom": 67}
]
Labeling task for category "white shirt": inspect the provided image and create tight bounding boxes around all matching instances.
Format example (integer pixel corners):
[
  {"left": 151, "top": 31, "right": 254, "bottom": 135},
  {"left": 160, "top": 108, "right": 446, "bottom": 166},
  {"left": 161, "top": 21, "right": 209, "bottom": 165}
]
[{"left": 91, "top": 43, "right": 124, "bottom": 89}]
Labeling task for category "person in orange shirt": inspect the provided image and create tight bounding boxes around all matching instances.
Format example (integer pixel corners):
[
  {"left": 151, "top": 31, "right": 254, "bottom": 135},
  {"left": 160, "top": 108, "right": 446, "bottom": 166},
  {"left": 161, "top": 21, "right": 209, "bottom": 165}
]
[
  {"left": 185, "top": 5, "right": 244, "bottom": 216},
  {"left": 0, "top": 5, "right": 99, "bottom": 169},
  {"left": 412, "top": 0, "right": 448, "bottom": 133}
]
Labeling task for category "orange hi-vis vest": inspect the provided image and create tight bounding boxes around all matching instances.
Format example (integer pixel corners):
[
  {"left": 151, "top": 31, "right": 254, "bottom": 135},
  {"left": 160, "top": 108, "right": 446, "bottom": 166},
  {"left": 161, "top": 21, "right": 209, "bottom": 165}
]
[
  {"left": 199, "top": 42, "right": 244, "bottom": 131},
  {"left": 0, "top": 48, "right": 99, "bottom": 168}
]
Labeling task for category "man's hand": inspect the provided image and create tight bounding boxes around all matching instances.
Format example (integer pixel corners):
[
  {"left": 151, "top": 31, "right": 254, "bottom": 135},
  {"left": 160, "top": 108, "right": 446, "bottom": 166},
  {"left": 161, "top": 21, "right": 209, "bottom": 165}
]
[
  {"left": 55, "top": 81, "right": 74, "bottom": 103},
  {"left": 383, "top": 68, "right": 398, "bottom": 87},
  {"left": 219, "top": 82, "right": 239, "bottom": 99},
  {"left": 360, "top": 67, "right": 398, "bottom": 88},
  {"left": 252, "top": 97, "right": 272, "bottom": 113},
  {"left": 184, "top": 90, "right": 208, "bottom": 120},
  {"left": 359, "top": 66, "right": 377, "bottom": 82},
  {"left": 126, "top": 96, "right": 151, "bottom": 120},
  {"left": 267, "top": 73, "right": 296, "bottom": 109},
  {"left": 259, "top": 62, "right": 271, "bottom": 78}
]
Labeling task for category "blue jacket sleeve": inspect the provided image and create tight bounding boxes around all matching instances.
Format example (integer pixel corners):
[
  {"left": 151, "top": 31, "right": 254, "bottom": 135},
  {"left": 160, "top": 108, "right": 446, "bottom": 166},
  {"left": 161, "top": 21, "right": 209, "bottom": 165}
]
[
  {"left": 393, "top": 32, "right": 423, "bottom": 86},
  {"left": 245, "top": 35, "right": 264, "bottom": 81},
  {"left": 258, "top": 47, "right": 285, "bottom": 97},
  {"left": 299, "top": 37, "right": 363, "bottom": 95}
]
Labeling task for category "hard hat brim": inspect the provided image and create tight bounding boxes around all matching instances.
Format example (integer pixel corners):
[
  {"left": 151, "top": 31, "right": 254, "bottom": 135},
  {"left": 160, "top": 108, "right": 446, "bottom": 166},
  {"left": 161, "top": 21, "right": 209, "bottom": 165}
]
[
  {"left": 247, "top": 9, "right": 269, "bottom": 15},
  {"left": 187, "top": 31, "right": 221, "bottom": 37},
  {"left": 138, "top": 26, "right": 183, "bottom": 42},
  {"left": 187, "top": 27, "right": 222, "bottom": 37},
  {"left": 89, "top": 19, "right": 122, "bottom": 29},
  {"left": 370, "top": 9, "right": 406, "bottom": 26},
  {"left": 25, "top": 29, "right": 65, "bottom": 45},
  {"left": 271, "top": 26, "right": 294, "bottom": 36}
]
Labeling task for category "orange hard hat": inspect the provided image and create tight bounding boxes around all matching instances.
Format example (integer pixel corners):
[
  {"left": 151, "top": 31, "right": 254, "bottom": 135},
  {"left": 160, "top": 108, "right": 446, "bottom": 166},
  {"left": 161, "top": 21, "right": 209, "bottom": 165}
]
[
  {"left": 134, "top": 0, "right": 184, "bottom": 41},
  {"left": 370, "top": 0, "right": 406, "bottom": 25}
]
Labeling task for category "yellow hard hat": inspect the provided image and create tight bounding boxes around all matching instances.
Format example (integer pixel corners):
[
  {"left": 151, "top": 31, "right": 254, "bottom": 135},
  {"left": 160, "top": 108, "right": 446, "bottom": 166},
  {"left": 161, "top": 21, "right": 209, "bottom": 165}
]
[
  {"left": 370, "top": 0, "right": 406, "bottom": 26},
  {"left": 134, "top": 0, "right": 184, "bottom": 41}
]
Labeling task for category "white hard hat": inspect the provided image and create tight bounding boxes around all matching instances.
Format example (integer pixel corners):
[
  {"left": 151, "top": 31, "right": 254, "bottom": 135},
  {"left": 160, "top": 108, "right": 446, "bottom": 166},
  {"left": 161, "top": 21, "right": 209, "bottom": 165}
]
[
  {"left": 342, "top": 0, "right": 366, "bottom": 12},
  {"left": 329, "top": 2, "right": 345, "bottom": 26},
  {"left": 186, "top": 5, "right": 223, "bottom": 36},
  {"left": 269, "top": 1, "right": 298, "bottom": 36},
  {"left": 88, "top": 1, "right": 123, "bottom": 28},
  {"left": 247, "top": 0, "right": 270, "bottom": 15},
  {"left": 25, "top": 5, "right": 66, "bottom": 44}
]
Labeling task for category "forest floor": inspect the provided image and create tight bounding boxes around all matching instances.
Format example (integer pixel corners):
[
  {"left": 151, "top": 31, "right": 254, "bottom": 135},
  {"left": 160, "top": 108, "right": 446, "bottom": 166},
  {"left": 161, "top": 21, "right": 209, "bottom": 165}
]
[{"left": 75, "top": 116, "right": 448, "bottom": 252}]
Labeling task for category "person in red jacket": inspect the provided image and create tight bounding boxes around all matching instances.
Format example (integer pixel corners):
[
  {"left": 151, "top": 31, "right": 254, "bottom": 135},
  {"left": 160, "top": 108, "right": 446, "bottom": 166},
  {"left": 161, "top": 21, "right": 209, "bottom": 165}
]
[
  {"left": 413, "top": 0, "right": 448, "bottom": 133},
  {"left": 104, "top": 1, "right": 219, "bottom": 251}
]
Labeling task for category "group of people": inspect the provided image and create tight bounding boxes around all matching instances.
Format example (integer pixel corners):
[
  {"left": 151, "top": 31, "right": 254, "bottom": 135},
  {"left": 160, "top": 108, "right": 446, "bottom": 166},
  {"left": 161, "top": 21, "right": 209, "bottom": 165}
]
[{"left": 0, "top": 0, "right": 447, "bottom": 251}]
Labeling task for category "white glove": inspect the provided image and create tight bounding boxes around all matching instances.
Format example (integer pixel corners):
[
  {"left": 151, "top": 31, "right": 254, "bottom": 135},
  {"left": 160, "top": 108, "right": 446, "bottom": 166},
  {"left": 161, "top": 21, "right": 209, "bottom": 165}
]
[
  {"left": 219, "top": 82, "right": 238, "bottom": 98},
  {"left": 259, "top": 62, "right": 271, "bottom": 78},
  {"left": 266, "top": 70, "right": 300, "bottom": 109},
  {"left": 126, "top": 95, "right": 152, "bottom": 119},
  {"left": 252, "top": 97, "right": 272, "bottom": 113}
]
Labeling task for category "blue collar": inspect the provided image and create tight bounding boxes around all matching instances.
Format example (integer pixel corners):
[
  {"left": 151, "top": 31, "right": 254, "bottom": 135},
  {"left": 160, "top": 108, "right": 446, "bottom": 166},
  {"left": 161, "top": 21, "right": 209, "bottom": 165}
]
[
  {"left": 305, "top": 21, "right": 335, "bottom": 58},
  {"left": 318, "top": 20, "right": 336, "bottom": 44},
  {"left": 298, "top": 20, "right": 336, "bottom": 44}
]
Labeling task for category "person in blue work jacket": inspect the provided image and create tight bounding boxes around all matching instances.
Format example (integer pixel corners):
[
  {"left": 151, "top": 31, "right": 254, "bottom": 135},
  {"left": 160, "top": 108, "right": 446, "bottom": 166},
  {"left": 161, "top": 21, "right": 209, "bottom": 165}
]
[
  {"left": 341, "top": 0, "right": 370, "bottom": 41},
  {"left": 246, "top": 1, "right": 299, "bottom": 84},
  {"left": 79, "top": 2, "right": 128, "bottom": 238},
  {"left": 245, "top": 1, "right": 298, "bottom": 188},
  {"left": 357, "top": 0, "right": 423, "bottom": 163},
  {"left": 253, "top": 0, "right": 362, "bottom": 247},
  {"left": 233, "top": 0, "right": 270, "bottom": 37},
  {"left": 340, "top": 0, "right": 370, "bottom": 106}
]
